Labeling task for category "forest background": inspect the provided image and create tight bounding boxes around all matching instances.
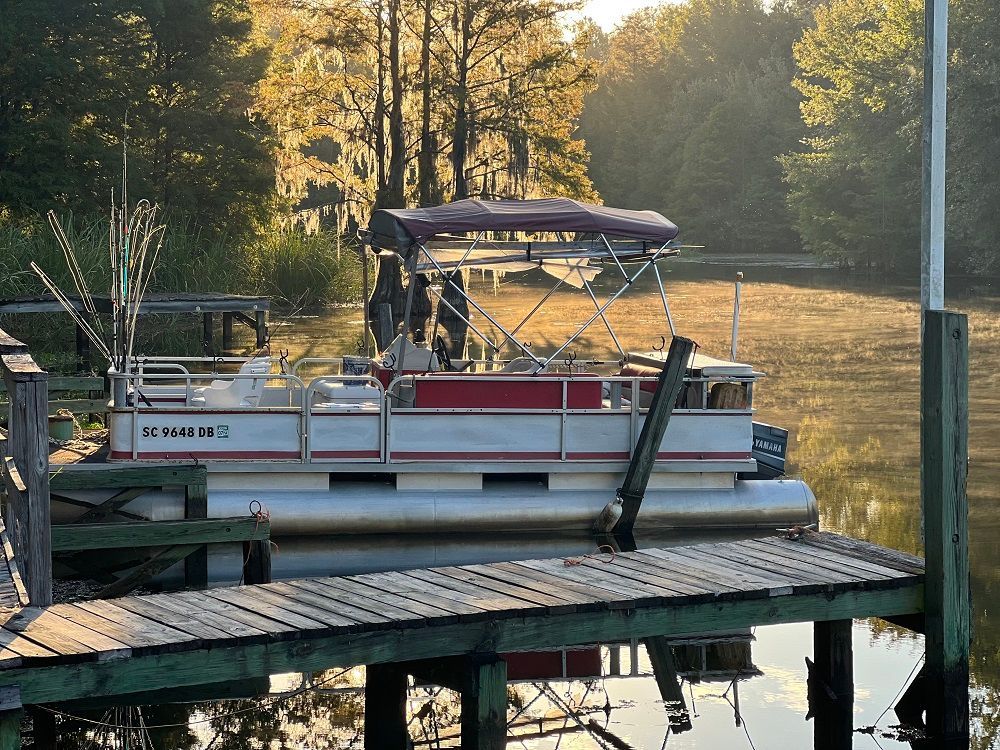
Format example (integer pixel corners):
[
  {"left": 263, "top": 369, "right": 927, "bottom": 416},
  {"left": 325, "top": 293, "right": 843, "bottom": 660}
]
[{"left": 1, "top": 0, "right": 998, "bottom": 312}]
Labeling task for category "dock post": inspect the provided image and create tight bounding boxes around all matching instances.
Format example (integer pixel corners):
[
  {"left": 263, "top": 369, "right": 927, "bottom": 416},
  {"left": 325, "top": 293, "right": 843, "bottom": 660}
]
[
  {"left": 222, "top": 312, "right": 234, "bottom": 350},
  {"left": 75, "top": 320, "right": 91, "bottom": 373},
  {"left": 202, "top": 312, "right": 214, "bottom": 355},
  {"left": 0, "top": 711, "right": 20, "bottom": 750},
  {"left": 922, "top": 309, "right": 970, "bottom": 739},
  {"left": 811, "top": 619, "right": 854, "bottom": 748},
  {"left": 255, "top": 310, "right": 267, "bottom": 349},
  {"left": 242, "top": 539, "right": 271, "bottom": 584},
  {"left": 3, "top": 343, "right": 53, "bottom": 606},
  {"left": 184, "top": 475, "right": 209, "bottom": 589},
  {"left": 460, "top": 655, "right": 508, "bottom": 750},
  {"left": 26, "top": 707, "right": 54, "bottom": 748},
  {"left": 609, "top": 335, "right": 695, "bottom": 533},
  {"left": 364, "top": 663, "right": 410, "bottom": 750}
]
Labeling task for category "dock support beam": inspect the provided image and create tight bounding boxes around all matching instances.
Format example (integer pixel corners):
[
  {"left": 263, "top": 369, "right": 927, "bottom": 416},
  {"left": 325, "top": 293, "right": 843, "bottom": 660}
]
[
  {"left": 922, "top": 309, "right": 970, "bottom": 740},
  {"left": 644, "top": 637, "right": 692, "bottom": 731},
  {"left": 811, "top": 619, "right": 854, "bottom": 749},
  {"left": 364, "top": 663, "right": 409, "bottom": 750}
]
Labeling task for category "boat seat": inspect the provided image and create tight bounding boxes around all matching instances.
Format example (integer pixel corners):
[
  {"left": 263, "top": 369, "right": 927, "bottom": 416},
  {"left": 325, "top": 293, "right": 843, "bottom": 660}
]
[
  {"left": 189, "top": 357, "right": 271, "bottom": 408},
  {"left": 311, "top": 381, "right": 381, "bottom": 404},
  {"left": 498, "top": 357, "right": 545, "bottom": 374}
]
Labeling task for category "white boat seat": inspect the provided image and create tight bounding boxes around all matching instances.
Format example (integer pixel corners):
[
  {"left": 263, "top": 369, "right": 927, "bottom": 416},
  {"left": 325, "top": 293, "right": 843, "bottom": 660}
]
[
  {"left": 498, "top": 357, "right": 545, "bottom": 374},
  {"left": 311, "top": 381, "right": 381, "bottom": 403},
  {"left": 189, "top": 357, "right": 271, "bottom": 408}
]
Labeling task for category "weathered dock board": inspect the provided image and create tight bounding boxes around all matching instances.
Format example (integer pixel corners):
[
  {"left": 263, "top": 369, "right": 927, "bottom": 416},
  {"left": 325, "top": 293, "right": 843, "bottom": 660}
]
[{"left": 0, "top": 531, "right": 923, "bottom": 708}]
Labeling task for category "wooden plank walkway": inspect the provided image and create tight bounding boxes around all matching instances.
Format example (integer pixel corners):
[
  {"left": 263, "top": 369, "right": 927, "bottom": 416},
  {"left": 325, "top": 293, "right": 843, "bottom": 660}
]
[{"left": 0, "top": 532, "right": 925, "bottom": 706}]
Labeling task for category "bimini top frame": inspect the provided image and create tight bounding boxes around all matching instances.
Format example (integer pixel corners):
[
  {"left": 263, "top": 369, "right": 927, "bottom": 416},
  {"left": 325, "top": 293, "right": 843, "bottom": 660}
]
[{"left": 361, "top": 198, "right": 684, "bottom": 371}]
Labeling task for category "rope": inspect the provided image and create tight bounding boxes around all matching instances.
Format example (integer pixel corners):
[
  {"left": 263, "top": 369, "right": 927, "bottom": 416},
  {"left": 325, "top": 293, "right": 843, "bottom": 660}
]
[
  {"left": 39, "top": 667, "right": 354, "bottom": 730},
  {"left": 563, "top": 545, "right": 617, "bottom": 567}
]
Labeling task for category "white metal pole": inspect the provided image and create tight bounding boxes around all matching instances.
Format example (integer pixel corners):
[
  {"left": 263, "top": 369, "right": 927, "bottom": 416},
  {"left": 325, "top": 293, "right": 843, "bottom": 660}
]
[
  {"left": 920, "top": 0, "right": 947, "bottom": 311},
  {"left": 730, "top": 272, "right": 743, "bottom": 362}
]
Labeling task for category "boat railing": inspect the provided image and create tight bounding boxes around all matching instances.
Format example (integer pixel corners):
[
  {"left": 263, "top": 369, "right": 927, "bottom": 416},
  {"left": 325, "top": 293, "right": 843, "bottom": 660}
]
[
  {"left": 107, "top": 368, "right": 753, "bottom": 464},
  {"left": 108, "top": 370, "right": 307, "bottom": 409}
]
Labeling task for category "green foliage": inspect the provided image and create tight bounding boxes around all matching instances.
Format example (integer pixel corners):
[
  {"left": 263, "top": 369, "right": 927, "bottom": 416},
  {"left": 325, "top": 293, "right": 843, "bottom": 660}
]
[
  {"left": 579, "top": 0, "right": 806, "bottom": 254},
  {"left": 0, "top": 214, "right": 361, "bottom": 308},
  {"left": 0, "top": 0, "right": 273, "bottom": 237},
  {"left": 781, "top": 0, "right": 923, "bottom": 269}
]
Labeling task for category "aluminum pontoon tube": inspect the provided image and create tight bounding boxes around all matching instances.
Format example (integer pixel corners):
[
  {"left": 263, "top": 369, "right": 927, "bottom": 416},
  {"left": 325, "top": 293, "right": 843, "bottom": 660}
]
[{"left": 54, "top": 479, "right": 817, "bottom": 535}]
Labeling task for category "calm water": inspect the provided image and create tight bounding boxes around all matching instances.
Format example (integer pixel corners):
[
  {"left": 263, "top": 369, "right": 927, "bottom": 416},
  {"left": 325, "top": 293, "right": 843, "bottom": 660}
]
[{"left": 53, "top": 257, "right": 1000, "bottom": 748}]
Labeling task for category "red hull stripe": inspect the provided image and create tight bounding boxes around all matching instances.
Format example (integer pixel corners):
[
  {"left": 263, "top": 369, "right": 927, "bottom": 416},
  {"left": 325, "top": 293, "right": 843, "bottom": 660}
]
[
  {"left": 110, "top": 450, "right": 300, "bottom": 460},
  {"left": 311, "top": 450, "right": 381, "bottom": 458},
  {"left": 392, "top": 451, "right": 563, "bottom": 460},
  {"left": 391, "top": 450, "right": 752, "bottom": 461}
]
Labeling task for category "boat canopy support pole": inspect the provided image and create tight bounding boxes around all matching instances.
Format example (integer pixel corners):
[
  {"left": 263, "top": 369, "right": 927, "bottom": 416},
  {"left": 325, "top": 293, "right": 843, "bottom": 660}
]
[
  {"left": 583, "top": 279, "right": 625, "bottom": 359},
  {"left": 653, "top": 262, "right": 676, "bottom": 338},
  {"left": 541, "top": 244, "right": 671, "bottom": 369},
  {"left": 600, "top": 234, "right": 630, "bottom": 282},
  {"left": 496, "top": 274, "right": 568, "bottom": 352},
  {"left": 419, "top": 247, "right": 544, "bottom": 366},
  {"left": 425, "top": 284, "right": 498, "bottom": 353}
]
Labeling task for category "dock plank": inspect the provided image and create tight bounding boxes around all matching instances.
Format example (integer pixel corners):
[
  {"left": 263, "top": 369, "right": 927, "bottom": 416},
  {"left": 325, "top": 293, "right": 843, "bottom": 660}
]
[
  {"left": 430, "top": 566, "right": 579, "bottom": 613},
  {"left": 746, "top": 538, "right": 907, "bottom": 581},
  {"left": 346, "top": 571, "right": 489, "bottom": 617},
  {"left": 112, "top": 597, "right": 238, "bottom": 642}
]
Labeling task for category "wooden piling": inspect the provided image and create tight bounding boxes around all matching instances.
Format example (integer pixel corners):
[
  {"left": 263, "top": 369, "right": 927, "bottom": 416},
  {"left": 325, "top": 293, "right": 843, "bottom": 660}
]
[
  {"left": 921, "top": 309, "right": 970, "bottom": 739},
  {"left": 222, "top": 312, "right": 234, "bottom": 350},
  {"left": 0, "top": 711, "right": 20, "bottom": 750},
  {"left": 242, "top": 539, "right": 272, "bottom": 585},
  {"left": 202, "top": 312, "right": 214, "bottom": 354},
  {"left": 0, "top": 332, "right": 52, "bottom": 606},
  {"left": 613, "top": 336, "right": 695, "bottom": 532},
  {"left": 811, "top": 619, "right": 854, "bottom": 749},
  {"left": 255, "top": 310, "right": 267, "bottom": 348},
  {"left": 184, "top": 478, "right": 209, "bottom": 589},
  {"left": 460, "top": 656, "right": 508, "bottom": 750},
  {"left": 364, "top": 663, "right": 409, "bottom": 750}
]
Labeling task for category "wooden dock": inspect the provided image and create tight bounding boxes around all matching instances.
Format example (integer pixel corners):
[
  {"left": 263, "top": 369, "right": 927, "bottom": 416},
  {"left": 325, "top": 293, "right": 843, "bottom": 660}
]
[
  {"left": 0, "top": 531, "right": 923, "bottom": 743},
  {"left": 0, "top": 292, "right": 270, "bottom": 359}
]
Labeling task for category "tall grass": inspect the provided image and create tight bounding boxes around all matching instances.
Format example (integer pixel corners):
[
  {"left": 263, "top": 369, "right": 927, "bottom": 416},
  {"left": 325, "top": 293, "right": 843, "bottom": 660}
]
[{"left": 0, "top": 213, "right": 363, "bottom": 308}]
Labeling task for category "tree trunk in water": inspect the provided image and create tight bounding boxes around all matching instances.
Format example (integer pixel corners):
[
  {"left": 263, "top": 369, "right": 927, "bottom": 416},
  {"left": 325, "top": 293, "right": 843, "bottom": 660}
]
[{"left": 369, "top": 255, "right": 403, "bottom": 350}]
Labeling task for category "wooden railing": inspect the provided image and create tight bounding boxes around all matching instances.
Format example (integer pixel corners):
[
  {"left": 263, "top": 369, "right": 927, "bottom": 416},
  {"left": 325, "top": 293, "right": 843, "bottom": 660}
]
[
  {"left": 0, "top": 328, "right": 52, "bottom": 606},
  {"left": 0, "top": 376, "right": 107, "bottom": 420}
]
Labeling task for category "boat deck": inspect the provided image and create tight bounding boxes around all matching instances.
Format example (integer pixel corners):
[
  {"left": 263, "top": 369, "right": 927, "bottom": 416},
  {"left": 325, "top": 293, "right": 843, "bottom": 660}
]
[{"left": 0, "top": 531, "right": 924, "bottom": 705}]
